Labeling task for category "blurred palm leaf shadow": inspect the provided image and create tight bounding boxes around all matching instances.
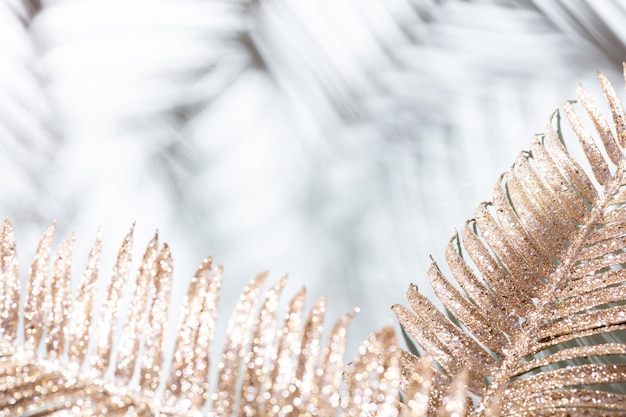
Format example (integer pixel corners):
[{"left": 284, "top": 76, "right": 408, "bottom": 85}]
[{"left": 1, "top": 0, "right": 626, "bottom": 353}]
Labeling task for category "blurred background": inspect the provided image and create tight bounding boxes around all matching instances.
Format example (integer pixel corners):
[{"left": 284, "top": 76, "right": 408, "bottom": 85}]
[{"left": 1, "top": 0, "right": 625, "bottom": 358}]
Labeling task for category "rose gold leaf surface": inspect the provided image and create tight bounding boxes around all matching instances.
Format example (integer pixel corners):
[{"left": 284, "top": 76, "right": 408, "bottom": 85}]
[
  {"left": 405, "top": 285, "right": 492, "bottom": 392},
  {"left": 598, "top": 70, "right": 626, "bottom": 148},
  {"left": 460, "top": 222, "right": 530, "bottom": 315},
  {"left": 90, "top": 225, "right": 134, "bottom": 373},
  {"left": 67, "top": 231, "right": 102, "bottom": 364},
  {"left": 294, "top": 296, "right": 326, "bottom": 402},
  {"left": 445, "top": 235, "right": 519, "bottom": 334},
  {"left": 542, "top": 121, "right": 597, "bottom": 204},
  {"left": 577, "top": 84, "right": 622, "bottom": 166},
  {"left": 24, "top": 223, "right": 55, "bottom": 350},
  {"left": 211, "top": 271, "right": 267, "bottom": 416},
  {"left": 341, "top": 327, "right": 401, "bottom": 417},
  {"left": 437, "top": 369, "right": 468, "bottom": 417},
  {"left": 514, "top": 344, "right": 626, "bottom": 376},
  {"left": 393, "top": 303, "right": 457, "bottom": 379},
  {"left": 491, "top": 178, "right": 553, "bottom": 266},
  {"left": 564, "top": 100, "right": 611, "bottom": 186},
  {"left": 164, "top": 257, "right": 220, "bottom": 408},
  {"left": 428, "top": 262, "right": 507, "bottom": 354},
  {"left": 266, "top": 286, "right": 306, "bottom": 416},
  {"left": 506, "top": 172, "right": 561, "bottom": 254},
  {"left": 503, "top": 389, "right": 626, "bottom": 415},
  {"left": 506, "top": 364, "right": 626, "bottom": 397},
  {"left": 513, "top": 153, "right": 576, "bottom": 240},
  {"left": 238, "top": 276, "right": 287, "bottom": 417},
  {"left": 552, "top": 286, "right": 626, "bottom": 319},
  {"left": 45, "top": 234, "right": 74, "bottom": 358},
  {"left": 529, "top": 138, "right": 587, "bottom": 219},
  {"left": 400, "top": 355, "right": 434, "bottom": 417},
  {"left": 0, "top": 219, "right": 19, "bottom": 342},
  {"left": 115, "top": 232, "right": 159, "bottom": 383},
  {"left": 140, "top": 243, "right": 174, "bottom": 392},
  {"left": 474, "top": 202, "right": 544, "bottom": 296}
]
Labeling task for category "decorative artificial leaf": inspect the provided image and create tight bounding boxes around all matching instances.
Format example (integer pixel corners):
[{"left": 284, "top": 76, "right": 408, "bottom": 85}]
[
  {"left": 0, "top": 219, "right": 395, "bottom": 416},
  {"left": 393, "top": 68, "right": 626, "bottom": 416},
  {"left": 5, "top": 62, "right": 626, "bottom": 416}
]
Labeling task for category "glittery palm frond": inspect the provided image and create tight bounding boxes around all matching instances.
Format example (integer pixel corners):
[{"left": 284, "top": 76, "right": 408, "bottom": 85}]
[
  {"left": 8, "top": 67, "right": 626, "bottom": 417},
  {"left": 0, "top": 219, "right": 410, "bottom": 416},
  {"left": 394, "top": 68, "right": 626, "bottom": 416}
]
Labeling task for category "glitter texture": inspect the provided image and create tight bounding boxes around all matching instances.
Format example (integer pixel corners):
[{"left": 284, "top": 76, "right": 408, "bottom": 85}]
[
  {"left": 0, "top": 220, "right": 402, "bottom": 416},
  {"left": 7, "top": 67, "right": 626, "bottom": 417},
  {"left": 393, "top": 68, "right": 626, "bottom": 416},
  {"left": 24, "top": 223, "right": 54, "bottom": 350},
  {"left": 164, "top": 256, "right": 220, "bottom": 408},
  {"left": 67, "top": 231, "right": 102, "bottom": 364},
  {"left": 0, "top": 219, "right": 19, "bottom": 342},
  {"left": 114, "top": 232, "right": 159, "bottom": 383},
  {"left": 90, "top": 226, "right": 134, "bottom": 373},
  {"left": 45, "top": 234, "right": 74, "bottom": 358}
]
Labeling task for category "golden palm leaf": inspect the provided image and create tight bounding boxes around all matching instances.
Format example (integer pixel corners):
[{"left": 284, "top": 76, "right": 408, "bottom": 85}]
[
  {"left": 0, "top": 220, "right": 404, "bottom": 416},
  {"left": 7, "top": 67, "right": 626, "bottom": 417},
  {"left": 394, "top": 67, "right": 626, "bottom": 416}
]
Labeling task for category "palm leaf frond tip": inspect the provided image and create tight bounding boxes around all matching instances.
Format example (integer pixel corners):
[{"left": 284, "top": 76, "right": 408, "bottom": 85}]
[
  {"left": 0, "top": 220, "right": 399, "bottom": 416},
  {"left": 5, "top": 67, "right": 626, "bottom": 417},
  {"left": 394, "top": 66, "right": 626, "bottom": 416}
]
